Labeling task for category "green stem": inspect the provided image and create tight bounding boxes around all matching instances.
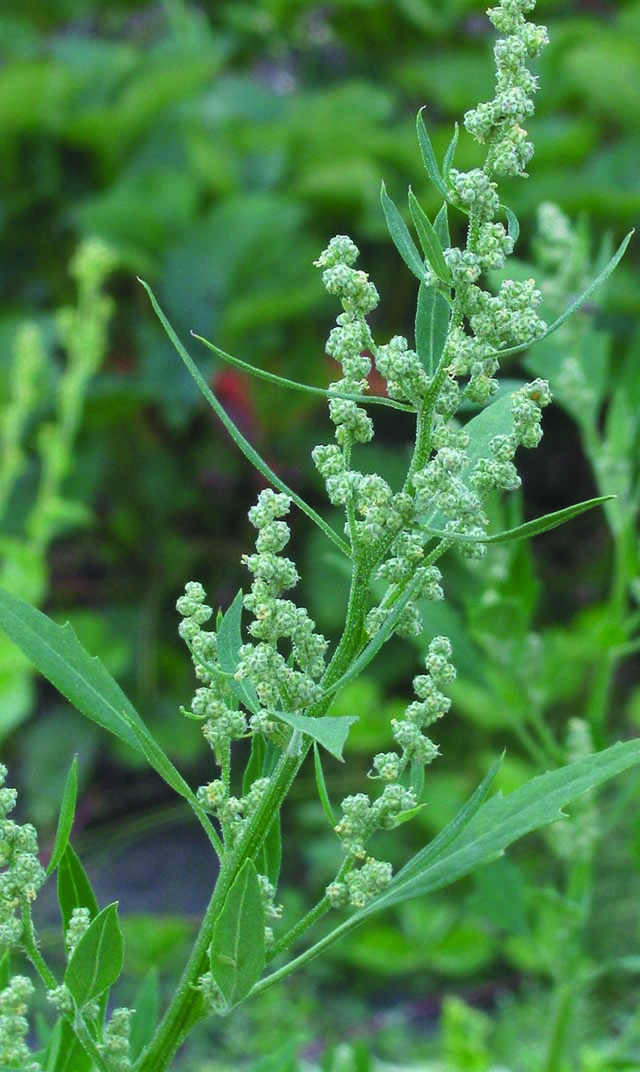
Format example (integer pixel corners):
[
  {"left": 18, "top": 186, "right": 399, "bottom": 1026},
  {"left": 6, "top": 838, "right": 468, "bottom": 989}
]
[
  {"left": 540, "top": 982, "right": 575, "bottom": 1072},
  {"left": 267, "top": 894, "right": 332, "bottom": 962}
]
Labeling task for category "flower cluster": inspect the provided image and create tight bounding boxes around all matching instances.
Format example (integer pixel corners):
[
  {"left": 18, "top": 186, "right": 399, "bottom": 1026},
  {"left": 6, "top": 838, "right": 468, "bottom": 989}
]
[
  {"left": 464, "top": 0, "right": 549, "bottom": 179},
  {"left": 0, "top": 976, "right": 40, "bottom": 1072},
  {"left": 0, "top": 765, "right": 45, "bottom": 948},
  {"left": 238, "top": 489, "right": 328, "bottom": 710}
]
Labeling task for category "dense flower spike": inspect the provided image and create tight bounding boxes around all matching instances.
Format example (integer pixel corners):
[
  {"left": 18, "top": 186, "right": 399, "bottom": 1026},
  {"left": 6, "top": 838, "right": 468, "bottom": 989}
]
[{"left": 0, "top": 765, "right": 45, "bottom": 948}]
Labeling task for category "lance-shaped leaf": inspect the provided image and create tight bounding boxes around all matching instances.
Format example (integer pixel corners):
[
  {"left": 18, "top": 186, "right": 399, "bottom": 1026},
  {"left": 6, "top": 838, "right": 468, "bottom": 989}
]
[
  {"left": 217, "top": 589, "right": 260, "bottom": 714},
  {"left": 64, "top": 902, "right": 124, "bottom": 1008},
  {"left": 416, "top": 109, "right": 449, "bottom": 199},
  {"left": 210, "top": 860, "right": 265, "bottom": 1010},
  {"left": 380, "top": 182, "right": 428, "bottom": 283},
  {"left": 408, "top": 189, "right": 451, "bottom": 285},
  {"left": 140, "top": 280, "right": 350, "bottom": 560},
  {"left": 268, "top": 710, "right": 357, "bottom": 762},
  {"left": 57, "top": 844, "right": 99, "bottom": 933},
  {"left": 424, "top": 496, "right": 614, "bottom": 546},
  {"left": 415, "top": 283, "right": 450, "bottom": 376},
  {"left": 46, "top": 756, "right": 78, "bottom": 877},
  {"left": 266, "top": 738, "right": 640, "bottom": 983},
  {"left": 442, "top": 123, "right": 459, "bottom": 183},
  {"left": 0, "top": 587, "right": 222, "bottom": 854},
  {"left": 192, "top": 332, "right": 413, "bottom": 413}
]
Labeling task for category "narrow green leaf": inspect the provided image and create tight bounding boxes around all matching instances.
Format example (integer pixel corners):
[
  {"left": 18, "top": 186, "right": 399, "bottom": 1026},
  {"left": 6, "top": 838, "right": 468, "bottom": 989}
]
[
  {"left": 363, "top": 737, "right": 640, "bottom": 917},
  {"left": 258, "top": 810, "right": 282, "bottom": 888},
  {"left": 502, "top": 203, "right": 520, "bottom": 245},
  {"left": 46, "top": 756, "right": 78, "bottom": 877},
  {"left": 57, "top": 844, "right": 99, "bottom": 933},
  {"left": 434, "top": 202, "right": 450, "bottom": 247},
  {"left": 268, "top": 710, "right": 357, "bottom": 762},
  {"left": 210, "top": 860, "right": 265, "bottom": 1010},
  {"left": 408, "top": 190, "right": 451, "bottom": 284},
  {"left": 395, "top": 758, "right": 502, "bottom": 881},
  {"left": 489, "top": 230, "right": 634, "bottom": 362},
  {"left": 415, "top": 283, "right": 450, "bottom": 376},
  {"left": 425, "top": 496, "right": 614, "bottom": 546},
  {"left": 542, "top": 230, "right": 633, "bottom": 338},
  {"left": 64, "top": 902, "right": 124, "bottom": 1008},
  {"left": 217, "top": 590, "right": 260, "bottom": 714},
  {"left": 380, "top": 182, "right": 428, "bottom": 283},
  {"left": 192, "top": 333, "right": 413, "bottom": 414},
  {"left": 442, "top": 122, "right": 459, "bottom": 183},
  {"left": 409, "top": 759, "right": 425, "bottom": 802},
  {"left": 140, "top": 280, "right": 350, "bottom": 560},
  {"left": 314, "top": 742, "right": 336, "bottom": 826},
  {"left": 416, "top": 109, "right": 449, "bottom": 198}
]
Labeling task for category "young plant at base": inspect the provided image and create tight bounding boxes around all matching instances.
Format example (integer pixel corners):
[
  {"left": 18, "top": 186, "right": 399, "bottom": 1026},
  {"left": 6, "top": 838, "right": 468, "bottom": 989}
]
[{"left": 0, "top": 2, "right": 635, "bottom": 1069}]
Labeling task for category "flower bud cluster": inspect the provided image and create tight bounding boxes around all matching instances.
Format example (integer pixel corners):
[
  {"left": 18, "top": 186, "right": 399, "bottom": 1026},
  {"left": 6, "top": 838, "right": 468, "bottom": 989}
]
[
  {"left": 328, "top": 781, "right": 419, "bottom": 908},
  {"left": 237, "top": 489, "right": 327, "bottom": 712},
  {"left": 98, "top": 1007, "right": 132, "bottom": 1072},
  {"left": 197, "top": 777, "right": 272, "bottom": 847},
  {"left": 375, "top": 335, "right": 429, "bottom": 405},
  {"left": 371, "top": 636, "right": 455, "bottom": 772},
  {"left": 0, "top": 975, "right": 40, "bottom": 1072},
  {"left": 65, "top": 906, "right": 91, "bottom": 958},
  {"left": 0, "top": 765, "right": 45, "bottom": 948},
  {"left": 177, "top": 583, "right": 246, "bottom": 765},
  {"left": 257, "top": 872, "right": 283, "bottom": 947},
  {"left": 464, "top": 0, "right": 549, "bottom": 178}
]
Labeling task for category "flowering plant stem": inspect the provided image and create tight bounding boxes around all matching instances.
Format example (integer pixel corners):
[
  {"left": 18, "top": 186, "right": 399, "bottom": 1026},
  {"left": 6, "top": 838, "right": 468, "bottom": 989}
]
[{"left": 0, "top": 3, "right": 636, "bottom": 1071}]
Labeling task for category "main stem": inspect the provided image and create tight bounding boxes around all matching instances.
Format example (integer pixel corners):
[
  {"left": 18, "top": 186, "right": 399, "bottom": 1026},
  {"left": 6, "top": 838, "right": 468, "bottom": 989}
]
[{"left": 135, "top": 556, "right": 375, "bottom": 1072}]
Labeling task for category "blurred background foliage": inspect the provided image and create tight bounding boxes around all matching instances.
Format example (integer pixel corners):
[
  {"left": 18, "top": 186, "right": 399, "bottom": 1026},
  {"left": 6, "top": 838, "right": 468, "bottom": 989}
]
[{"left": 1, "top": 0, "right": 640, "bottom": 1067}]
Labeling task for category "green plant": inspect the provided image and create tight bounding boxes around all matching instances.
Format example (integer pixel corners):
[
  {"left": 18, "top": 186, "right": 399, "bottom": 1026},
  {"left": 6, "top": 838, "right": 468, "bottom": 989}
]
[
  {"left": 0, "top": 2, "right": 636, "bottom": 1069},
  {"left": 0, "top": 237, "right": 117, "bottom": 740}
]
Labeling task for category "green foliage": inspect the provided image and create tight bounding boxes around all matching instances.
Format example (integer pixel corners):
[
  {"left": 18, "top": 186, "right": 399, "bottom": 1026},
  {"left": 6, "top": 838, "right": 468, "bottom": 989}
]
[{"left": 0, "top": 3, "right": 638, "bottom": 1072}]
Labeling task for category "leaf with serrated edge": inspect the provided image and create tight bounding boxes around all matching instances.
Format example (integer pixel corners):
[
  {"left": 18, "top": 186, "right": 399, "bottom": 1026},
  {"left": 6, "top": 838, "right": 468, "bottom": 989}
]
[{"left": 268, "top": 710, "right": 357, "bottom": 761}]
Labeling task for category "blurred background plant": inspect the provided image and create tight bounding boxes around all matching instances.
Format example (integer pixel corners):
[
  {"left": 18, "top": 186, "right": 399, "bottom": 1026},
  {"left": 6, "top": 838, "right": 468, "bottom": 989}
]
[{"left": 1, "top": 0, "right": 639, "bottom": 1068}]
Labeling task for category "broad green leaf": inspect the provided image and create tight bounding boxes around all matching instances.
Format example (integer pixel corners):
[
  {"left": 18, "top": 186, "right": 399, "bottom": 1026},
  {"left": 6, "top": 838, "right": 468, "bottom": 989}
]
[
  {"left": 0, "top": 587, "right": 147, "bottom": 755},
  {"left": 408, "top": 189, "right": 451, "bottom": 284},
  {"left": 57, "top": 844, "right": 99, "bottom": 933},
  {"left": 129, "top": 970, "right": 159, "bottom": 1061},
  {"left": 140, "top": 280, "right": 351, "bottom": 560},
  {"left": 217, "top": 590, "right": 260, "bottom": 714},
  {"left": 46, "top": 756, "right": 78, "bottom": 877},
  {"left": 415, "top": 282, "right": 450, "bottom": 376},
  {"left": 314, "top": 742, "right": 336, "bottom": 826},
  {"left": 268, "top": 710, "right": 357, "bottom": 762},
  {"left": 210, "top": 860, "right": 265, "bottom": 1010},
  {"left": 416, "top": 109, "right": 449, "bottom": 199},
  {"left": 64, "top": 902, "right": 124, "bottom": 1008},
  {"left": 425, "top": 496, "right": 613, "bottom": 546},
  {"left": 380, "top": 182, "right": 428, "bottom": 283},
  {"left": 0, "top": 586, "right": 221, "bottom": 853}
]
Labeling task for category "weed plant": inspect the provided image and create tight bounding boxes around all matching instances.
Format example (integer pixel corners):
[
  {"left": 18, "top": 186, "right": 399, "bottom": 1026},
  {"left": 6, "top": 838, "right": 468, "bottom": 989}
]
[{"left": 0, "top": 2, "right": 636, "bottom": 1070}]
